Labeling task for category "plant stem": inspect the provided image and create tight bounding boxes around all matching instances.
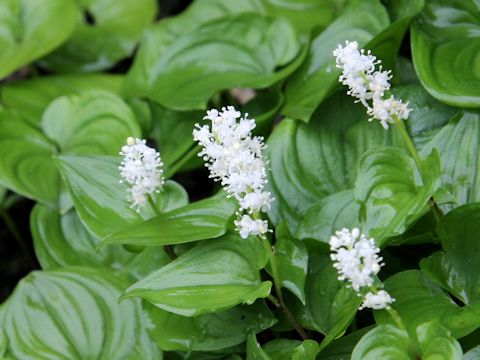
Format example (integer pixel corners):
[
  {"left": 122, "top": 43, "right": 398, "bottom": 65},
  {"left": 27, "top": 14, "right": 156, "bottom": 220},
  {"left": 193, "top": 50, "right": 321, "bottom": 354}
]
[
  {"left": 148, "top": 195, "right": 176, "bottom": 260},
  {"left": 393, "top": 116, "right": 444, "bottom": 220},
  {"left": 386, "top": 306, "right": 405, "bottom": 331},
  {"left": 262, "top": 238, "right": 308, "bottom": 340},
  {"left": 0, "top": 208, "right": 30, "bottom": 257}
]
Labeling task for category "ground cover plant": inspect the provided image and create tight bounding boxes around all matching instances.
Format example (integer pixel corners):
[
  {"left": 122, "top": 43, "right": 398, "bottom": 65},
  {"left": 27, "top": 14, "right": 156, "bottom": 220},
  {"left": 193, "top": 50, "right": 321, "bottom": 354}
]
[{"left": 0, "top": 0, "right": 480, "bottom": 359}]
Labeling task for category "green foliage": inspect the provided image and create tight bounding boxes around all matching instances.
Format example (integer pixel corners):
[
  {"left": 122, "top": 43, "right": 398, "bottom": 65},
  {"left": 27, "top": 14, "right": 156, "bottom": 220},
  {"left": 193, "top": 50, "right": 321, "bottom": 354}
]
[{"left": 0, "top": 0, "right": 479, "bottom": 358}]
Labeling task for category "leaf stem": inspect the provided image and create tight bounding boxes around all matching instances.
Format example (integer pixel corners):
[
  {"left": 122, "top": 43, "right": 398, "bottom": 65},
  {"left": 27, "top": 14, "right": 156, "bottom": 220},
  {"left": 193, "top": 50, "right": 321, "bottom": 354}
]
[
  {"left": 262, "top": 238, "right": 308, "bottom": 340},
  {"left": 148, "top": 195, "right": 176, "bottom": 260},
  {"left": 386, "top": 306, "right": 405, "bottom": 331}
]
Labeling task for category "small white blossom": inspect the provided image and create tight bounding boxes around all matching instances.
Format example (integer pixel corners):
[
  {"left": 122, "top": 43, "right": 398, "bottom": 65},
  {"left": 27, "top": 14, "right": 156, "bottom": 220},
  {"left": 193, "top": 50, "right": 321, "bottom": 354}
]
[
  {"left": 193, "top": 106, "right": 274, "bottom": 239},
  {"left": 360, "top": 290, "right": 395, "bottom": 310},
  {"left": 333, "top": 40, "right": 411, "bottom": 129},
  {"left": 330, "top": 228, "right": 394, "bottom": 310},
  {"left": 119, "top": 137, "right": 164, "bottom": 211}
]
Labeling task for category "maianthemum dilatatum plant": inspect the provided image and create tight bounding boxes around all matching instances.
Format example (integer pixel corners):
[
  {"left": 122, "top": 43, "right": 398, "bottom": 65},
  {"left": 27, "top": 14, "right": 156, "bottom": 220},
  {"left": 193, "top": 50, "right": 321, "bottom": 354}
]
[{"left": 1, "top": 0, "right": 480, "bottom": 359}]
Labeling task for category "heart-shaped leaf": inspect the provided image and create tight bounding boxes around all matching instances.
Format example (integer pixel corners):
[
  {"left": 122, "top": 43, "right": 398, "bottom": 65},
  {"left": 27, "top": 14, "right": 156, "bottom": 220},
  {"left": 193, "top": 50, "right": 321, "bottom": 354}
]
[
  {"left": 1, "top": 74, "right": 123, "bottom": 124},
  {"left": 282, "top": 0, "right": 389, "bottom": 122},
  {"left": 145, "top": 301, "right": 276, "bottom": 352},
  {"left": 42, "top": 90, "right": 141, "bottom": 155},
  {"left": 100, "top": 196, "right": 236, "bottom": 247},
  {"left": 416, "top": 321, "right": 463, "bottom": 360},
  {"left": 0, "top": 0, "right": 78, "bottom": 79},
  {"left": 123, "top": 13, "right": 306, "bottom": 110},
  {"left": 1, "top": 267, "right": 160, "bottom": 359},
  {"left": 421, "top": 203, "right": 480, "bottom": 304},
  {"left": 411, "top": 0, "right": 480, "bottom": 107},
  {"left": 0, "top": 110, "right": 60, "bottom": 207},
  {"left": 122, "top": 232, "right": 271, "bottom": 317},
  {"left": 30, "top": 205, "right": 171, "bottom": 280},
  {"left": 40, "top": 0, "right": 157, "bottom": 72},
  {"left": 267, "top": 93, "right": 401, "bottom": 234},
  {"left": 355, "top": 147, "right": 441, "bottom": 245}
]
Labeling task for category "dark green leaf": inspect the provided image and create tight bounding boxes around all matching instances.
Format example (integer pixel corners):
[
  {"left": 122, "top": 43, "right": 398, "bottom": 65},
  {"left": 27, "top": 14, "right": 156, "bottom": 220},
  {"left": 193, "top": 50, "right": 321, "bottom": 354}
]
[
  {"left": 146, "top": 301, "right": 276, "bottom": 352},
  {"left": 263, "top": 339, "right": 320, "bottom": 360},
  {"left": 30, "top": 204, "right": 171, "bottom": 279},
  {"left": 0, "top": 110, "right": 59, "bottom": 207},
  {"left": 100, "top": 197, "right": 236, "bottom": 247},
  {"left": 41, "top": 0, "right": 157, "bottom": 72},
  {"left": 282, "top": 0, "right": 389, "bottom": 122},
  {"left": 246, "top": 334, "right": 270, "bottom": 360},
  {"left": 267, "top": 93, "right": 401, "bottom": 234},
  {"left": 421, "top": 203, "right": 480, "bottom": 304},
  {"left": 355, "top": 147, "right": 441, "bottom": 245},
  {"left": 42, "top": 90, "right": 141, "bottom": 155},
  {"left": 297, "top": 189, "right": 360, "bottom": 244},
  {"left": 1, "top": 74, "right": 123, "bottom": 124},
  {"left": 274, "top": 223, "right": 308, "bottom": 304},
  {"left": 123, "top": 13, "right": 306, "bottom": 110},
  {"left": 319, "top": 326, "right": 373, "bottom": 360},
  {"left": 122, "top": 232, "right": 271, "bottom": 316},
  {"left": 0, "top": 0, "right": 78, "bottom": 79},
  {"left": 411, "top": 0, "right": 480, "bottom": 107},
  {"left": 291, "top": 253, "right": 360, "bottom": 348},
  {"left": 56, "top": 154, "right": 188, "bottom": 238},
  {"left": 1, "top": 267, "right": 160, "bottom": 359}
]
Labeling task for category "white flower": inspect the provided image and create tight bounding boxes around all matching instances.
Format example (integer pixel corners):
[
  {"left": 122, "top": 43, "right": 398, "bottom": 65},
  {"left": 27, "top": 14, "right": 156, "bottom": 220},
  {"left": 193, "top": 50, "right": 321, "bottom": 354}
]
[
  {"left": 119, "top": 137, "right": 164, "bottom": 211},
  {"left": 193, "top": 106, "right": 274, "bottom": 239},
  {"left": 333, "top": 40, "right": 411, "bottom": 129},
  {"left": 234, "top": 214, "right": 270, "bottom": 239},
  {"left": 360, "top": 290, "right": 395, "bottom": 310},
  {"left": 330, "top": 227, "right": 394, "bottom": 310}
]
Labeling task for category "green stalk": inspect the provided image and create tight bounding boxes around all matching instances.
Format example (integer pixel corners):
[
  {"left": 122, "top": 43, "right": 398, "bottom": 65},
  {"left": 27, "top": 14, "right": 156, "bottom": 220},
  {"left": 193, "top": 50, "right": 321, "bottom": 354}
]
[
  {"left": 262, "top": 238, "right": 308, "bottom": 340},
  {"left": 385, "top": 306, "right": 405, "bottom": 331},
  {"left": 148, "top": 195, "right": 176, "bottom": 260}
]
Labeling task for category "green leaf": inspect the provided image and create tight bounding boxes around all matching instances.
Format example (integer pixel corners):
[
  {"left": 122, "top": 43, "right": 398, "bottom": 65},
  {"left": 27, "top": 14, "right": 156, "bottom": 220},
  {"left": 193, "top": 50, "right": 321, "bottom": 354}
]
[
  {"left": 30, "top": 204, "right": 171, "bottom": 280},
  {"left": 42, "top": 90, "right": 141, "bottom": 155},
  {"left": 319, "top": 327, "right": 373, "bottom": 360},
  {"left": 291, "top": 253, "right": 361, "bottom": 348},
  {"left": 274, "top": 223, "right": 308, "bottom": 304},
  {"left": 421, "top": 203, "right": 480, "bottom": 304},
  {"left": 355, "top": 147, "right": 441, "bottom": 246},
  {"left": 411, "top": 0, "right": 480, "bottom": 107},
  {"left": 1, "top": 267, "right": 160, "bottom": 359},
  {"left": 420, "top": 110, "right": 480, "bottom": 212},
  {"left": 0, "top": 0, "right": 78, "bottom": 79},
  {"left": 297, "top": 189, "right": 360, "bottom": 244},
  {"left": 0, "top": 74, "right": 123, "bottom": 124},
  {"left": 40, "top": 0, "right": 157, "bottom": 72},
  {"left": 56, "top": 154, "right": 188, "bottom": 238},
  {"left": 247, "top": 334, "right": 271, "bottom": 360},
  {"left": 100, "top": 196, "right": 236, "bottom": 247},
  {"left": 122, "top": 232, "right": 272, "bottom": 317},
  {"left": 267, "top": 93, "right": 401, "bottom": 234},
  {"left": 145, "top": 301, "right": 276, "bottom": 352},
  {"left": 0, "top": 110, "right": 60, "bottom": 207},
  {"left": 351, "top": 325, "right": 413, "bottom": 360},
  {"left": 375, "top": 270, "right": 480, "bottom": 339},
  {"left": 123, "top": 13, "right": 306, "bottom": 110},
  {"left": 416, "top": 321, "right": 463, "bottom": 360},
  {"left": 282, "top": 0, "right": 389, "bottom": 122},
  {"left": 263, "top": 339, "right": 320, "bottom": 360}
]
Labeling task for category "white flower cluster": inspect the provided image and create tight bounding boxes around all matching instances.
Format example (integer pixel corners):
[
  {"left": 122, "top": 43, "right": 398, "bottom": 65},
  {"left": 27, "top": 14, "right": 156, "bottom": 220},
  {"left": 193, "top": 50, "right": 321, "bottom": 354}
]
[
  {"left": 333, "top": 40, "right": 411, "bottom": 129},
  {"left": 330, "top": 228, "right": 394, "bottom": 310},
  {"left": 119, "top": 137, "right": 164, "bottom": 211},
  {"left": 193, "top": 106, "right": 273, "bottom": 239}
]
